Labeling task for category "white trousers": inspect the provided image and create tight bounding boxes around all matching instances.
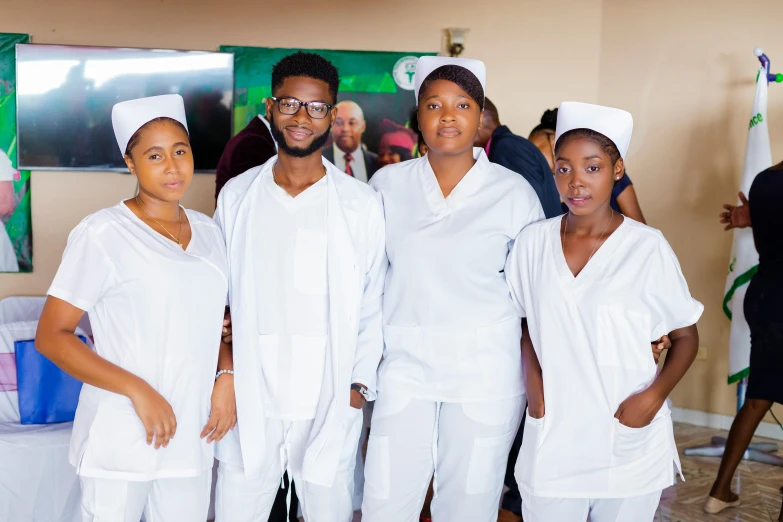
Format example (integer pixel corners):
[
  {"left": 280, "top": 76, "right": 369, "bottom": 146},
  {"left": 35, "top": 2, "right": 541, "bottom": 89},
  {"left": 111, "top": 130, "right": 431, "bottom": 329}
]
[
  {"left": 521, "top": 490, "right": 663, "bottom": 522},
  {"left": 215, "top": 414, "right": 362, "bottom": 522},
  {"left": 361, "top": 392, "right": 524, "bottom": 522},
  {"left": 79, "top": 473, "right": 212, "bottom": 522}
]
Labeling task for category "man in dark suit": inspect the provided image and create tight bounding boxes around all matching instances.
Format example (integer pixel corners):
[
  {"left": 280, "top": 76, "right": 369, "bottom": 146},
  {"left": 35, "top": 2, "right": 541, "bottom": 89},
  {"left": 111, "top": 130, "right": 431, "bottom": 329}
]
[
  {"left": 214, "top": 114, "right": 298, "bottom": 522},
  {"left": 215, "top": 114, "right": 277, "bottom": 200},
  {"left": 474, "top": 98, "right": 562, "bottom": 218},
  {"left": 322, "top": 100, "right": 379, "bottom": 182}
]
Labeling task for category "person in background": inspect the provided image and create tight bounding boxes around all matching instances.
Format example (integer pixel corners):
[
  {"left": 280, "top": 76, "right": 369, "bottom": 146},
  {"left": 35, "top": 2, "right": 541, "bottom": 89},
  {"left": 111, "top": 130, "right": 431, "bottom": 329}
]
[
  {"left": 506, "top": 101, "right": 701, "bottom": 522},
  {"left": 35, "top": 95, "right": 231, "bottom": 522},
  {"left": 409, "top": 108, "right": 428, "bottom": 157},
  {"left": 529, "top": 108, "right": 646, "bottom": 223},
  {"left": 215, "top": 113, "right": 277, "bottom": 200},
  {"left": 323, "top": 100, "right": 379, "bottom": 182},
  {"left": 707, "top": 165, "right": 783, "bottom": 518},
  {"left": 474, "top": 98, "right": 562, "bottom": 218},
  {"left": 377, "top": 119, "right": 417, "bottom": 167}
]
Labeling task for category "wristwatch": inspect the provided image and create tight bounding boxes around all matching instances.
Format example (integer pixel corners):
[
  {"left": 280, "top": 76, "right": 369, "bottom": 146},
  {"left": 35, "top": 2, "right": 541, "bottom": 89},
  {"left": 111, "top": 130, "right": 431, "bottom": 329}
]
[{"left": 351, "top": 383, "right": 371, "bottom": 402}]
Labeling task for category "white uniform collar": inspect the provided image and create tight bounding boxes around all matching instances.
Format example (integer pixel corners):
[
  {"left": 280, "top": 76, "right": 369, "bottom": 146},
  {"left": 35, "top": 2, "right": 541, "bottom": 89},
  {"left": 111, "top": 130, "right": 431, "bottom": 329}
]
[{"left": 421, "top": 147, "right": 489, "bottom": 216}]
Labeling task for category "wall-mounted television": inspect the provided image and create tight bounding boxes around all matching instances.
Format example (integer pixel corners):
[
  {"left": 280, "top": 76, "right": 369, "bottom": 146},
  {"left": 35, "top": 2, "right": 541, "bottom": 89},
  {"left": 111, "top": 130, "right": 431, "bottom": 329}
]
[{"left": 16, "top": 44, "right": 233, "bottom": 172}]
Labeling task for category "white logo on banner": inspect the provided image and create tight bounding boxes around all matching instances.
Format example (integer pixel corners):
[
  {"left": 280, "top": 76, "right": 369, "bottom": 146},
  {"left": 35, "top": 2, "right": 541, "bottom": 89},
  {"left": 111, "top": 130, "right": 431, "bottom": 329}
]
[{"left": 393, "top": 56, "right": 419, "bottom": 91}]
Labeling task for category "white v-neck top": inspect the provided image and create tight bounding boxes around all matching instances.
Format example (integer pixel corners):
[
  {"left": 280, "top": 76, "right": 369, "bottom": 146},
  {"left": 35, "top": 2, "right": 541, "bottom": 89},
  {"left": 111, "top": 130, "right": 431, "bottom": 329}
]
[
  {"left": 370, "top": 149, "right": 545, "bottom": 402},
  {"left": 48, "top": 203, "right": 228, "bottom": 480},
  {"left": 505, "top": 216, "right": 703, "bottom": 498},
  {"left": 254, "top": 174, "right": 329, "bottom": 420}
]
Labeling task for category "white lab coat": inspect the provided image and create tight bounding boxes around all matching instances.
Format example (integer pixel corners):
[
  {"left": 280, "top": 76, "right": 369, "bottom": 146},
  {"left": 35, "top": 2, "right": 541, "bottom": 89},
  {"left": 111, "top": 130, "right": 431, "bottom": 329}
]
[
  {"left": 505, "top": 217, "right": 703, "bottom": 498},
  {"left": 214, "top": 157, "right": 386, "bottom": 487}
]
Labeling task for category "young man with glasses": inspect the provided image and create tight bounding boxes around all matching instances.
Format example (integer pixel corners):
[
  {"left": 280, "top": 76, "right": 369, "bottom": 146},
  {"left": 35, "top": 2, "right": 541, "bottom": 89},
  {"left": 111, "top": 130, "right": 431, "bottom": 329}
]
[{"left": 213, "top": 51, "right": 386, "bottom": 522}]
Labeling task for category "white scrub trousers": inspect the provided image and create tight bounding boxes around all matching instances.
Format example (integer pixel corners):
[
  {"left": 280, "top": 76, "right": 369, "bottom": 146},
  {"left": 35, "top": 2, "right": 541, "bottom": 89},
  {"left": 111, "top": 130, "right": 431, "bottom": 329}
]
[
  {"left": 79, "top": 473, "right": 212, "bottom": 522},
  {"left": 361, "top": 392, "right": 524, "bottom": 522},
  {"left": 215, "top": 414, "right": 363, "bottom": 522},
  {"left": 521, "top": 490, "right": 663, "bottom": 522}
]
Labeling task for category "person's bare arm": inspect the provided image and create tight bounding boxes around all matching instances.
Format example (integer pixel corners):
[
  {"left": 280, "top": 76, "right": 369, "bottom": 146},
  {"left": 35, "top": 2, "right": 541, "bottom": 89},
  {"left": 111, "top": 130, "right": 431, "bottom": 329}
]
[
  {"left": 35, "top": 296, "right": 176, "bottom": 448},
  {"left": 615, "top": 324, "right": 699, "bottom": 428},
  {"left": 201, "top": 339, "right": 236, "bottom": 443},
  {"left": 616, "top": 185, "right": 646, "bottom": 224},
  {"left": 522, "top": 319, "right": 545, "bottom": 419}
]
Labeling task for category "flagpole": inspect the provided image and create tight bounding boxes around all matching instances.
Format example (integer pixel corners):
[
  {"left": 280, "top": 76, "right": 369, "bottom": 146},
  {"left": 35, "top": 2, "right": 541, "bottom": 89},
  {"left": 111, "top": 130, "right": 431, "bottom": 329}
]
[{"left": 683, "top": 48, "right": 783, "bottom": 466}]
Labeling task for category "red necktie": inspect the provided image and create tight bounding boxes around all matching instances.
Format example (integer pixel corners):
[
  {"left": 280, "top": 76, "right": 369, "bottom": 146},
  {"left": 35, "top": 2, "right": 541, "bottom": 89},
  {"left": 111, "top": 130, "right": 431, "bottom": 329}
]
[{"left": 344, "top": 153, "right": 354, "bottom": 177}]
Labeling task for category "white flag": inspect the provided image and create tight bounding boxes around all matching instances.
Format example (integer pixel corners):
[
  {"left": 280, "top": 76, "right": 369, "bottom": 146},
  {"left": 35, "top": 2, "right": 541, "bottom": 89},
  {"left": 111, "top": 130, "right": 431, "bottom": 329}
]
[{"left": 723, "top": 67, "right": 773, "bottom": 383}]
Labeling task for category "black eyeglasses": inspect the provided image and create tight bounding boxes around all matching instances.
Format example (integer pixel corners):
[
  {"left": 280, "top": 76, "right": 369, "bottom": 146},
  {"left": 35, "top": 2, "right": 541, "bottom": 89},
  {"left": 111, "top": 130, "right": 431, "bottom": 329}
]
[{"left": 269, "top": 97, "right": 333, "bottom": 119}]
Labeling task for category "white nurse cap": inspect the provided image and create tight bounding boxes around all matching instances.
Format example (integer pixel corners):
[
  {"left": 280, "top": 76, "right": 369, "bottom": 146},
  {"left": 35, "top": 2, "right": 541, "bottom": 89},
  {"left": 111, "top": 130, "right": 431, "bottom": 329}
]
[
  {"left": 413, "top": 56, "right": 487, "bottom": 104},
  {"left": 112, "top": 94, "right": 188, "bottom": 157},
  {"left": 555, "top": 101, "right": 633, "bottom": 158}
]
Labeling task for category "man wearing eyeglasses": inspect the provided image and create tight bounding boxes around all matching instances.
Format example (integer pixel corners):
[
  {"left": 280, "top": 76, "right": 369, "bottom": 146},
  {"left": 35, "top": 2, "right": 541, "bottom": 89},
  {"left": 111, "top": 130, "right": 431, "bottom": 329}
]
[
  {"left": 322, "top": 100, "right": 379, "bottom": 182},
  {"left": 213, "top": 51, "right": 386, "bottom": 522}
]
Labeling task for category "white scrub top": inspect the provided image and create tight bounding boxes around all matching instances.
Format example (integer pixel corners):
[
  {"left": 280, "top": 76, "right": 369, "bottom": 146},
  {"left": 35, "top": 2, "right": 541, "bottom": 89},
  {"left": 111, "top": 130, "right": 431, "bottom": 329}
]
[
  {"left": 48, "top": 202, "right": 228, "bottom": 481},
  {"left": 505, "top": 217, "right": 703, "bottom": 498},
  {"left": 370, "top": 148, "right": 545, "bottom": 402},
  {"left": 255, "top": 174, "right": 329, "bottom": 420}
]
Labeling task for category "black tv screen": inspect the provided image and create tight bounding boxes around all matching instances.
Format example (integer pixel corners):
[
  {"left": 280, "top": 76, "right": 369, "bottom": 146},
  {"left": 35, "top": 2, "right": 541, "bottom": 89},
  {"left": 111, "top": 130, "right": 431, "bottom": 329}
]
[{"left": 16, "top": 44, "right": 233, "bottom": 172}]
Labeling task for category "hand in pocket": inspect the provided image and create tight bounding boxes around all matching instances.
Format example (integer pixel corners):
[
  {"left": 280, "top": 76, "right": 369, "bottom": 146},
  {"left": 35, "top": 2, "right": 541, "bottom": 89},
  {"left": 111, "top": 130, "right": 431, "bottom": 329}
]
[{"left": 614, "top": 388, "right": 664, "bottom": 428}]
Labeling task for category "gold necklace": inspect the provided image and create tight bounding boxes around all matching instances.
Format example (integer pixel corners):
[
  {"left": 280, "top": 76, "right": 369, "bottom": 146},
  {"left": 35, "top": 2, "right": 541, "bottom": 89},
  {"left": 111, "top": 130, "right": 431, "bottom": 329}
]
[
  {"left": 562, "top": 209, "right": 614, "bottom": 263},
  {"left": 135, "top": 196, "right": 183, "bottom": 247}
]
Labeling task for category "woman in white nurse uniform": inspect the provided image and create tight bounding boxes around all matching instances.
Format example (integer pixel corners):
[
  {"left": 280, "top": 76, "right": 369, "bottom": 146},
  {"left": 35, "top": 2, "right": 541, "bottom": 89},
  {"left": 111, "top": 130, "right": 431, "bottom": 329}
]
[
  {"left": 35, "top": 95, "right": 233, "bottom": 522},
  {"left": 361, "top": 57, "right": 544, "bottom": 522},
  {"left": 505, "top": 102, "right": 702, "bottom": 522}
]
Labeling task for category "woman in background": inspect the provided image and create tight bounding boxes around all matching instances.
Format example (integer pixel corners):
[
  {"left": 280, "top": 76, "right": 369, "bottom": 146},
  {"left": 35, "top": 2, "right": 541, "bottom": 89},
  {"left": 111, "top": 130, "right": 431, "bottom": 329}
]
[
  {"left": 377, "top": 119, "right": 417, "bottom": 167},
  {"left": 707, "top": 164, "right": 783, "bottom": 519},
  {"left": 529, "top": 108, "right": 646, "bottom": 223}
]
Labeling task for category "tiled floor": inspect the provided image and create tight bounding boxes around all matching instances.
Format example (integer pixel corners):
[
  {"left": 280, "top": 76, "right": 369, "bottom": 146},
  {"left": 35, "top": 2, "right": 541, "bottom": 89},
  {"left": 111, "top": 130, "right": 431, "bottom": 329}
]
[{"left": 655, "top": 423, "right": 783, "bottom": 522}]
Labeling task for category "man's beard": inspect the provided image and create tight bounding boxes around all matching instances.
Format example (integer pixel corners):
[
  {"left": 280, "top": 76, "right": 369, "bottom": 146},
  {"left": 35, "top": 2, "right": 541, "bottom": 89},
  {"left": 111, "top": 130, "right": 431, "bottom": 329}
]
[{"left": 269, "top": 112, "right": 331, "bottom": 158}]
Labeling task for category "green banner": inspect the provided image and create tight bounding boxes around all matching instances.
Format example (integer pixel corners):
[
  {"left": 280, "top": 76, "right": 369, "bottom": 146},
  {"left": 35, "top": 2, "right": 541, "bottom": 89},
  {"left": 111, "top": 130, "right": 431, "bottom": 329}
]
[
  {"left": 219, "top": 46, "right": 435, "bottom": 163},
  {"left": 1, "top": 33, "right": 31, "bottom": 272}
]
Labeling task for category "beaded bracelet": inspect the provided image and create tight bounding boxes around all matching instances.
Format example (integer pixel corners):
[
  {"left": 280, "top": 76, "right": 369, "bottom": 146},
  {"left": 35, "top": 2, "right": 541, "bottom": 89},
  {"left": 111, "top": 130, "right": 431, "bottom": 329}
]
[{"left": 215, "top": 369, "right": 234, "bottom": 380}]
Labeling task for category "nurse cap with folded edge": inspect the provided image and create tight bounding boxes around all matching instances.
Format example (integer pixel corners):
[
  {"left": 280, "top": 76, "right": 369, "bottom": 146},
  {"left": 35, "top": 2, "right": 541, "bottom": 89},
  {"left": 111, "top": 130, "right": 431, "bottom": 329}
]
[
  {"left": 555, "top": 101, "right": 633, "bottom": 159},
  {"left": 112, "top": 94, "right": 188, "bottom": 157},
  {"left": 413, "top": 56, "right": 487, "bottom": 104}
]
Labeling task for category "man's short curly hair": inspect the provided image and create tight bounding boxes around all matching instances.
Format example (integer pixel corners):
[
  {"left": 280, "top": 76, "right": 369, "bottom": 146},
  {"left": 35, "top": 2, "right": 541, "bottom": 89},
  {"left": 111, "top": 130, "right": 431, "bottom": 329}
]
[{"left": 271, "top": 51, "right": 340, "bottom": 104}]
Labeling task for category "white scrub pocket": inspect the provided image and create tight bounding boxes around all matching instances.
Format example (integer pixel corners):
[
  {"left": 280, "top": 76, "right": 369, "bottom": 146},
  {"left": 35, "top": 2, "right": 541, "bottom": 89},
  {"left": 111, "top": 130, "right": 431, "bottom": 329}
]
[
  {"left": 81, "top": 401, "right": 156, "bottom": 475},
  {"left": 294, "top": 228, "right": 328, "bottom": 295},
  {"left": 596, "top": 305, "right": 654, "bottom": 370},
  {"left": 515, "top": 409, "right": 544, "bottom": 489},
  {"left": 364, "top": 435, "right": 391, "bottom": 499},
  {"left": 463, "top": 397, "right": 522, "bottom": 495},
  {"left": 291, "top": 335, "right": 327, "bottom": 405}
]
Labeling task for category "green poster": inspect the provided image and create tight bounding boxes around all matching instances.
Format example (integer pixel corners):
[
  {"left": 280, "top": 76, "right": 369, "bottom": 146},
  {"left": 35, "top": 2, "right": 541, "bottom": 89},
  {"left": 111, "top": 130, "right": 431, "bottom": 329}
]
[
  {"left": 0, "top": 33, "right": 31, "bottom": 272},
  {"left": 219, "top": 46, "right": 435, "bottom": 169}
]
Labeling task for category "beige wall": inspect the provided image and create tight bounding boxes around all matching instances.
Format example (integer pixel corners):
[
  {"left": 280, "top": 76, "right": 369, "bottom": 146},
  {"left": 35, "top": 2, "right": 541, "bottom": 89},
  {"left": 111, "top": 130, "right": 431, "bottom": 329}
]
[
  {"left": 0, "top": 0, "right": 780, "bottom": 420},
  {"left": 0, "top": 0, "right": 603, "bottom": 296},
  {"left": 598, "top": 0, "right": 783, "bottom": 420}
]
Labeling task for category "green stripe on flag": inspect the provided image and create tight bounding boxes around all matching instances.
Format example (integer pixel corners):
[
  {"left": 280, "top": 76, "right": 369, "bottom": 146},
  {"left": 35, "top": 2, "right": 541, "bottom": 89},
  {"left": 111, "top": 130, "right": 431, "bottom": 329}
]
[
  {"left": 728, "top": 367, "right": 750, "bottom": 385},
  {"left": 722, "top": 264, "right": 758, "bottom": 320}
]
